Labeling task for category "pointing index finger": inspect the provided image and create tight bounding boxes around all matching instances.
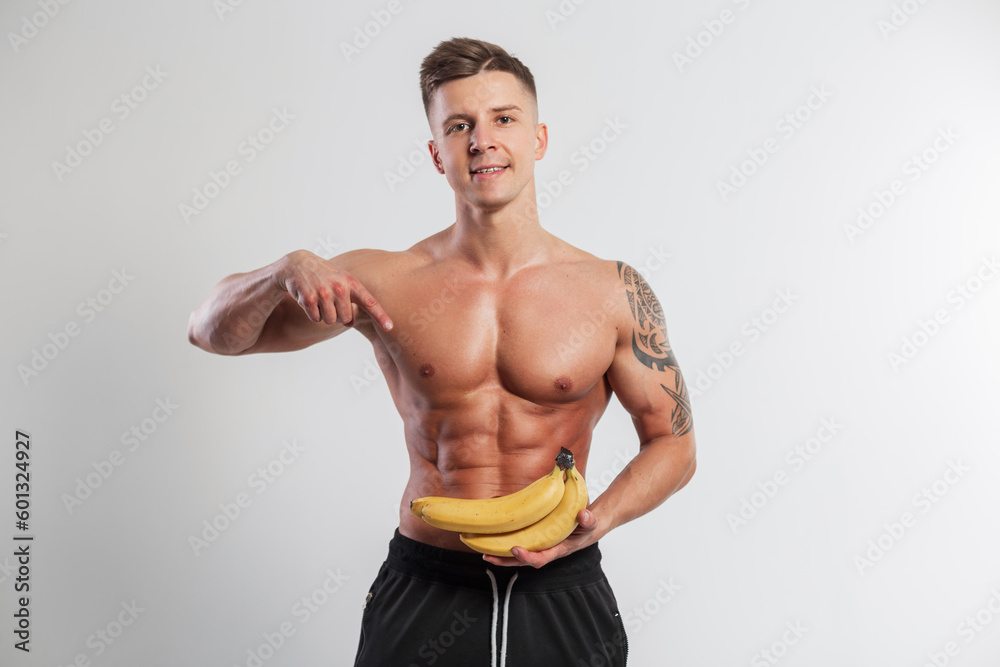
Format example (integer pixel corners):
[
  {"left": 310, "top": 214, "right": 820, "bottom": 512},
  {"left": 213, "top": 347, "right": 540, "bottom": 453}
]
[{"left": 351, "top": 284, "right": 393, "bottom": 331}]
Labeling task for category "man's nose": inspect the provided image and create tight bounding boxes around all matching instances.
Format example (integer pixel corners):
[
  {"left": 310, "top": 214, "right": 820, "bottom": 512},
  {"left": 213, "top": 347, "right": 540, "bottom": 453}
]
[{"left": 469, "top": 124, "right": 496, "bottom": 152}]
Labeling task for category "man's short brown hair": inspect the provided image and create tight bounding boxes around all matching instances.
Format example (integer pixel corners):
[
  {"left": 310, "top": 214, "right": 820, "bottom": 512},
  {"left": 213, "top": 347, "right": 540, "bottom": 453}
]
[{"left": 419, "top": 37, "right": 537, "bottom": 118}]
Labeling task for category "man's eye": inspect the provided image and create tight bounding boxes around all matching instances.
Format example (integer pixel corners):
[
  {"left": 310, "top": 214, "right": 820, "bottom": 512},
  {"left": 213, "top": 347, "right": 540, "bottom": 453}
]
[
  {"left": 450, "top": 123, "right": 468, "bottom": 133},
  {"left": 498, "top": 116, "right": 512, "bottom": 124}
]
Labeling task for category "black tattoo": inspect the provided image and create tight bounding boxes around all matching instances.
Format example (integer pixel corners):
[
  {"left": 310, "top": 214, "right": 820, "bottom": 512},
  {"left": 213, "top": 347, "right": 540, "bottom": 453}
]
[
  {"left": 661, "top": 378, "right": 693, "bottom": 438},
  {"left": 618, "top": 261, "right": 693, "bottom": 436}
]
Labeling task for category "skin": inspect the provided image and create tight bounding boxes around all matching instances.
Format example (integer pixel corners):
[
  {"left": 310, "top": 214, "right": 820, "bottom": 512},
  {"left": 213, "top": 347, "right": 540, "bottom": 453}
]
[{"left": 188, "top": 70, "right": 696, "bottom": 568}]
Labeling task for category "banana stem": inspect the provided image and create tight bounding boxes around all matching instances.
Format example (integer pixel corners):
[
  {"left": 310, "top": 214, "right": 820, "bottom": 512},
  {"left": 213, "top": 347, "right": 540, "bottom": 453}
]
[{"left": 555, "top": 447, "right": 575, "bottom": 471}]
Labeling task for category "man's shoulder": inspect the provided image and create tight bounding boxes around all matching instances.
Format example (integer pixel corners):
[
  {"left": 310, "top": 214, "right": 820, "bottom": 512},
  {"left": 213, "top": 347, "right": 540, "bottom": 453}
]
[
  {"left": 551, "top": 245, "right": 631, "bottom": 295},
  {"left": 335, "top": 226, "right": 453, "bottom": 271},
  {"left": 541, "top": 247, "right": 635, "bottom": 325},
  {"left": 567, "top": 257, "right": 623, "bottom": 291},
  {"left": 330, "top": 246, "right": 430, "bottom": 278},
  {"left": 554, "top": 251, "right": 669, "bottom": 333}
]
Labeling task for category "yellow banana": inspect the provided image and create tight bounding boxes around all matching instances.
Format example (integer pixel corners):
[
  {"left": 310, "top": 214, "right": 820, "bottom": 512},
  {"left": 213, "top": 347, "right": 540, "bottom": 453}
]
[
  {"left": 408, "top": 496, "right": 433, "bottom": 518},
  {"left": 459, "top": 462, "right": 589, "bottom": 557},
  {"left": 411, "top": 464, "right": 565, "bottom": 534}
]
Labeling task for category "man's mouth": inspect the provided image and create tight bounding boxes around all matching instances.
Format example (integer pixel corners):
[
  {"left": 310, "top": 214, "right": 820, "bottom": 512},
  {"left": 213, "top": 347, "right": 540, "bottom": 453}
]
[{"left": 471, "top": 165, "right": 508, "bottom": 175}]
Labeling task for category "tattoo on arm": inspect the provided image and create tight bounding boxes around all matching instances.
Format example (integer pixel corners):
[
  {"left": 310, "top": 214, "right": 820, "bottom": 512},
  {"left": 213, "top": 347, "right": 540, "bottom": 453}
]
[{"left": 618, "top": 261, "right": 693, "bottom": 436}]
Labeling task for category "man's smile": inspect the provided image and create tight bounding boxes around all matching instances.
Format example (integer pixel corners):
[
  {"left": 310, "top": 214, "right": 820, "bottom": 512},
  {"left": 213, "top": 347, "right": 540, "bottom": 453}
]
[{"left": 470, "top": 164, "right": 509, "bottom": 178}]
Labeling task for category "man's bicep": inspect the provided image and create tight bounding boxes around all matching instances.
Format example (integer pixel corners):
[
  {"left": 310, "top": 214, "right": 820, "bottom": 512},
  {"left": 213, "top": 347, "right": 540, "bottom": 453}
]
[{"left": 605, "top": 262, "right": 693, "bottom": 442}]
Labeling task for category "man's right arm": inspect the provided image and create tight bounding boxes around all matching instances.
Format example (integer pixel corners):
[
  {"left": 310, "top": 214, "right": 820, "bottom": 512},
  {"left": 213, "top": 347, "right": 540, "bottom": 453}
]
[{"left": 187, "top": 249, "right": 392, "bottom": 355}]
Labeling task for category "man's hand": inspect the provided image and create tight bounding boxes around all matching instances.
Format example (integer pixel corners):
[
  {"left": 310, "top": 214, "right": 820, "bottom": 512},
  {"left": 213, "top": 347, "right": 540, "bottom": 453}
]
[
  {"left": 481, "top": 508, "right": 602, "bottom": 569},
  {"left": 276, "top": 250, "right": 393, "bottom": 331}
]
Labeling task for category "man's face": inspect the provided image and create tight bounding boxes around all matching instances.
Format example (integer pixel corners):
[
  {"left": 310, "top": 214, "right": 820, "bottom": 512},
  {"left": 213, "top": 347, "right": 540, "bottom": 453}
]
[{"left": 427, "top": 70, "right": 547, "bottom": 213}]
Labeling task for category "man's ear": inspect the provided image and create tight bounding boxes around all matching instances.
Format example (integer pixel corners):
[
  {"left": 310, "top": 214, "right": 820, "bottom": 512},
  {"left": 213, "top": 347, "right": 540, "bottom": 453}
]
[
  {"left": 534, "top": 123, "right": 548, "bottom": 160},
  {"left": 428, "top": 139, "right": 446, "bottom": 174}
]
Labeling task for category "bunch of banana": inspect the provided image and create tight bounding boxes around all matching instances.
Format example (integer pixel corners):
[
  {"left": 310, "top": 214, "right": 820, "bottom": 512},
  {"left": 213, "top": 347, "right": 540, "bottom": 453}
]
[{"left": 409, "top": 448, "right": 589, "bottom": 557}]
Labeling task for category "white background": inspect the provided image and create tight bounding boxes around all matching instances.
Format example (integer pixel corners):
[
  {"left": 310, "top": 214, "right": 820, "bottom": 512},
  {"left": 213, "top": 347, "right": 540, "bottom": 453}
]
[{"left": 2, "top": 0, "right": 1000, "bottom": 665}]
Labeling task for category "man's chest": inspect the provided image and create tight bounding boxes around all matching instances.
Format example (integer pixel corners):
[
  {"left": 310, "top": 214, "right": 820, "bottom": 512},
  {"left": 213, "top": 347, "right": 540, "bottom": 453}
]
[{"left": 370, "top": 268, "right": 620, "bottom": 404}]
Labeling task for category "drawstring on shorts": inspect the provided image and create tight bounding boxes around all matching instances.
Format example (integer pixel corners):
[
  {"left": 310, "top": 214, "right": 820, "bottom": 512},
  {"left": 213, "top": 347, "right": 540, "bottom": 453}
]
[{"left": 485, "top": 569, "right": 519, "bottom": 667}]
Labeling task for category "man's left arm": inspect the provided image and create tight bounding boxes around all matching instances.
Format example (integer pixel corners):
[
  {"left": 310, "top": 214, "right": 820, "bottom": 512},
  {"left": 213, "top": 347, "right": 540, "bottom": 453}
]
[{"left": 488, "top": 261, "right": 696, "bottom": 568}]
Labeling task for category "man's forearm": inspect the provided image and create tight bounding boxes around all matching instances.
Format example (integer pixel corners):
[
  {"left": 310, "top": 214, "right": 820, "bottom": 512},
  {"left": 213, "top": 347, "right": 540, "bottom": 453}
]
[
  {"left": 188, "top": 261, "right": 287, "bottom": 355},
  {"left": 589, "top": 434, "right": 696, "bottom": 537}
]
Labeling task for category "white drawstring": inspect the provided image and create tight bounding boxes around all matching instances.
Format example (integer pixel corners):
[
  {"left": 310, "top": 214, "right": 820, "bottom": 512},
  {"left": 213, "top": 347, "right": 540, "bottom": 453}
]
[
  {"left": 499, "top": 572, "right": 518, "bottom": 667},
  {"left": 487, "top": 570, "right": 499, "bottom": 667},
  {"left": 485, "top": 570, "right": 519, "bottom": 667}
]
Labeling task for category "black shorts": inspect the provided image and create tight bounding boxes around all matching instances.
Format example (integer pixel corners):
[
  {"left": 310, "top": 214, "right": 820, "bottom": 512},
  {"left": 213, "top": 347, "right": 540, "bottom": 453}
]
[{"left": 353, "top": 530, "right": 628, "bottom": 667}]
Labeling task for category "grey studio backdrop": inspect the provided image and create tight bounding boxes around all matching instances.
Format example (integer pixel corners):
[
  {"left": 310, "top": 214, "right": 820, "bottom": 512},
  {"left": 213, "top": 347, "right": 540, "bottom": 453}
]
[{"left": 2, "top": 0, "right": 999, "bottom": 665}]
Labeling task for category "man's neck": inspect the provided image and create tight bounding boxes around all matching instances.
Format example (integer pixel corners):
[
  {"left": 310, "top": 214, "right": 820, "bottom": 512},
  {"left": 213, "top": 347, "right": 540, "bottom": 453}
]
[{"left": 448, "top": 196, "right": 551, "bottom": 278}]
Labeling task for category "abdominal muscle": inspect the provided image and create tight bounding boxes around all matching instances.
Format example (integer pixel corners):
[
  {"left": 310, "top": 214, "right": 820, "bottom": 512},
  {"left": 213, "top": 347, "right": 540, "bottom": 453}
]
[{"left": 395, "top": 385, "right": 608, "bottom": 551}]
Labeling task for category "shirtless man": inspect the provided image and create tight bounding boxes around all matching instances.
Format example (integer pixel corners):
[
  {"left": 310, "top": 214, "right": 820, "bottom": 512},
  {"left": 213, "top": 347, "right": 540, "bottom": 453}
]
[{"left": 188, "top": 37, "right": 695, "bottom": 667}]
